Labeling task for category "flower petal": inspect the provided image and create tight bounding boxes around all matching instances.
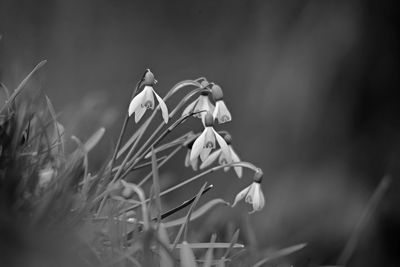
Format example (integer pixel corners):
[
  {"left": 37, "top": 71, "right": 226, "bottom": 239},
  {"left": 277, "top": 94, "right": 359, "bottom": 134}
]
[
  {"left": 190, "top": 130, "right": 206, "bottom": 162},
  {"left": 215, "top": 100, "right": 232, "bottom": 124},
  {"left": 184, "top": 149, "right": 191, "bottom": 167},
  {"left": 190, "top": 156, "right": 198, "bottom": 171},
  {"left": 128, "top": 89, "right": 146, "bottom": 116},
  {"left": 251, "top": 183, "right": 265, "bottom": 212},
  {"left": 213, "top": 129, "right": 231, "bottom": 163},
  {"left": 200, "top": 149, "right": 221, "bottom": 169},
  {"left": 212, "top": 101, "right": 220, "bottom": 121},
  {"left": 182, "top": 99, "right": 197, "bottom": 117},
  {"left": 245, "top": 183, "right": 256, "bottom": 204},
  {"left": 135, "top": 106, "right": 147, "bottom": 122},
  {"left": 205, "top": 98, "right": 215, "bottom": 114},
  {"left": 204, "top": 127, "right": 216, "bottom": 149},
  {"left": 232, "top": 185, "right": 251, "bottom": 207},
  {"left": 193, "top": 95, "right": 206, "bottom": 118},
  {"left": 195, "top": 95, "right": 214, "bottom": 118},
  {"left": 143, "top": 86, "right": 155, "bottom": 109},
  {"left": 218, "top": 148, "right": 231, "bottom": 166},
  {"left": 229, "top": 146, "right": 242, "bottom": 178},
  {"left": 200, "top": 148, "right": 212, "bottom": 162},
  {"left": 153, "top": 89, "right": 169, "bottom": 124}
]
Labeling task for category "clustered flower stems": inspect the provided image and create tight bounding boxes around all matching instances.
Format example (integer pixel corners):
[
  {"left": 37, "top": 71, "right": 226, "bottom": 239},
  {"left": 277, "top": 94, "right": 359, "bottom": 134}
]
[
  {"left": 109, "top": 77, "right": 142, "bottom": 172},
  {"left": 96, "top": 69, "right": 266, "bottom": 218},
  {"left": 117, "top": 161, "right": 260, "bottom": 217}
]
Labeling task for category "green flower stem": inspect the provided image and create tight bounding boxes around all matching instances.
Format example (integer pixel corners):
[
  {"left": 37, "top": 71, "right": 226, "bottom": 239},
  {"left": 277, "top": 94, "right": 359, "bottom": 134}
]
[
  {"left": 121, "top": 181, "right": 150, "bottom": 230},
  {"left": 136, "top": 145, "right": 183, "bottom": 186},
  {"left": 120, "top": 88, "right": 203, "bottom": 177},
  {"left": 110, "top": 80, "right": 141, "bottom": 171},
  {"left": 120, "top": 162, "right": 259, "bottom": 214},
  {"left": 122, "top": 113, "right": 194, "bottom": 177},
  {"left": 111, "top": 156, "right": 167, "bottom": 173},
  {"left": 96, "top": 80, "right": 205, "bottom": 216}
]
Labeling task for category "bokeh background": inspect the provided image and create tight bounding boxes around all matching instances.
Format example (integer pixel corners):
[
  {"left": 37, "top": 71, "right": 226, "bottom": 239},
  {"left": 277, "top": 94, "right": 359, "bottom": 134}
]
[{"left": 1, "top": 0, "right": 399, "bottom": 266}]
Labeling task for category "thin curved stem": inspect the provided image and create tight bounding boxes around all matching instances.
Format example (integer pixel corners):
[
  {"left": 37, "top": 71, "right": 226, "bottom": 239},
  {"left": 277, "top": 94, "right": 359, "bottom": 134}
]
[{"left": 119, "top": 161, "right": 258, "bottom": 214}]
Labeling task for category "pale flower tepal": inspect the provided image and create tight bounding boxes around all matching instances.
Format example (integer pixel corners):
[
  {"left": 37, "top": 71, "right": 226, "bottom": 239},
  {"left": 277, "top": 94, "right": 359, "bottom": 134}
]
[
  {"left": 182, "top": 89, "right": 214, "bottom": 124},
  {"left": 184, "top": 138, "right": 199, "bottom": 171}
]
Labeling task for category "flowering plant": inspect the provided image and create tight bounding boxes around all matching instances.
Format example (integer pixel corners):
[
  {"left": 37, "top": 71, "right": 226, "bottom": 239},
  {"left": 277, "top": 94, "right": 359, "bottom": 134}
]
[{"left": 0, "top": 62, "right": 306, "bottom": 267}]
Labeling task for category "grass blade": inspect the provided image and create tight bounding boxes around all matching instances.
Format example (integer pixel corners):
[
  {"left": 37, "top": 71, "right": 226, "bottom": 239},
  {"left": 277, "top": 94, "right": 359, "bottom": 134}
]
[
  {"left": 174, "top": 242, "right": 244, "bottom": 250},
  {"left": 203, "top": 234, "right": 217, "bottom": 267},
  {"left": 164, "top": 198, "right": 229, "bottom": 228},
  {"left": 151, "top": 146, "right": 162, "bottom": 224},
  {"left": 252, "top": 243, "right": 307, "bottom": 267},
  {"left": 337, "top": 176, "right": 391, "bottom": 266},
  {"left": 84, "top": 127, "right": 105, "bottom": 152},
  {"left": 223, "top": 229, "right": 240, "bottom": 258},
  {"left": 1, "top": 60, "right": 47, "bottom": 114},
  {"left": 172, "top": 183, "right": 208, "bottom": 250}
]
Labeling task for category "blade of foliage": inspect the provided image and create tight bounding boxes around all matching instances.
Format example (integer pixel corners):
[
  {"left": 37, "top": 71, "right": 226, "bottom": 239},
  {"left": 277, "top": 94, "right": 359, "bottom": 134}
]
[
  {"left": 164, "top": 198, "right": 228, "bottom": 228},
  {"left": 174, "top": 243, "right": 244, "bottom": 250},
  {"left": 252, "top": 243, "right": 307, "bottom": 267},
  {"left": 1, "top": 60, "right": 47, "bottom": 114},
  {"left": 172, "top": 183, "right": 208, "bottom": 250},
  {"left": 151, "top": 146, "right": 162, "bottom": 224},
  {"left": 45, "top": 95, "right": 64, "bottom": 154},
  {"left": 83, "top": 127, "right": 105, "bottom": 152},
  {"left": 223, "top": 229, "right": 240, "bottom": 258},
  {"left": 203, "top": 234, "right": 217, "bottom": 267},
  {"left": 337, "top": 176, "right": 391, "bottom": 266}
]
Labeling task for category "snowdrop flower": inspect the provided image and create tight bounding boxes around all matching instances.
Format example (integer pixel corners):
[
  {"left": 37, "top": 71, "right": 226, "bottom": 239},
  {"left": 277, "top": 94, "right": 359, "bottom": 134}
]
[
  {"left": 232, "top": 169, "right": 265, "bottom": 213},
  {"left": 128, "top": 69, "right": 169, "bottom": 124},
  {"left": 182, "top": 90, "right": 214, "bottom": 123},
  {"left": 184, "top": 138, "right": 199, "bottom": 171},
  {"left": 190, "top": 112, "right": 230, "bottom": 162},
  {"left": 199, "top": 133, "right": 242, "bottom": 178},
  {"left": 211, "top": 85, "right": 231, "bottom": 124}
]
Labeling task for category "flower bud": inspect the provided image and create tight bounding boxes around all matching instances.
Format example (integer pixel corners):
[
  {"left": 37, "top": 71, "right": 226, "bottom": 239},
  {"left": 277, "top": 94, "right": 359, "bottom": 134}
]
[
  {"left": 204, "top": 112, "right": 214, "bottom": 127},
  {"left": 253, "top": 168, "right": 263, "bottom": 183},
  {"left": 142, "top": 69, "right": 156, "bottom": 86},
  {"left": 211, "top": 84, "right": 224, "bottom": 101},
  {"left": 224, "top": 133, "right": 232, "bottom": 145}
]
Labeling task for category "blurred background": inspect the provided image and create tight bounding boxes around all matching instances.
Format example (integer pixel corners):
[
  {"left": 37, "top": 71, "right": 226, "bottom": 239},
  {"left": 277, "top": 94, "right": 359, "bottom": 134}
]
[{"left": 0, "top": 0, "right": 399, "bottom": 266}]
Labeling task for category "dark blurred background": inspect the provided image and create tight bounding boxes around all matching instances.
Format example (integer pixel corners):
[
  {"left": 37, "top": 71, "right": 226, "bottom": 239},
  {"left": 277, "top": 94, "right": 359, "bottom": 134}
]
[{"left": 1, "top": 0, "right": 399, "bottom": 266}]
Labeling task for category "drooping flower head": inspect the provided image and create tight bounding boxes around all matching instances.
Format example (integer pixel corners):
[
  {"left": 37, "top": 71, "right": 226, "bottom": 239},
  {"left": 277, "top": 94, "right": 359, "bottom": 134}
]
[
  {"left": 128, "top": 69, "right": 169, "bottom": 123},
  {"left": 190, "top": 112, "right": 231, "bottom": 162},
  {"left": 211, "top": 84, "right": 231, "bottom": 124},
  {"left": 182, "top": 87, "right": 214, "bottom": 124},
  {"left": 232, "top": 168, "right": 265, "bottom": 213},
  {"left": 199, "top": 133, "right": 242, "bottom": 178}
]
